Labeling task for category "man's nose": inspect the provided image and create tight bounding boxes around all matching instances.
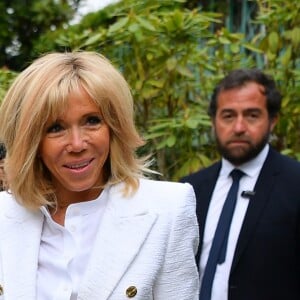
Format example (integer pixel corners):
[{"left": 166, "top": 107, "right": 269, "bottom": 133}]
[{"left": 233, "top": 116, "right": 247, "bottom": 133}]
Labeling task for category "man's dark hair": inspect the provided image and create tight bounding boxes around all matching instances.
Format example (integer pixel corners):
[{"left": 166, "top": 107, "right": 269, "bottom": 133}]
[{"left": 208, "top": 69, "right": 282, "bottom": 119}]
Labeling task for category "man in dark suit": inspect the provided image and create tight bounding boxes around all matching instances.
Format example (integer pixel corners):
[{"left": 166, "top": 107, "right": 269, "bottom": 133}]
[{"left": 181, "top": 69, "right": 300, "bottom": 300}]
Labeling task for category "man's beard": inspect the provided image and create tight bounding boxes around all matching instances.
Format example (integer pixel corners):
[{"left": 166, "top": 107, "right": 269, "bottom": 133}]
[{"left": 215, "top": 132, "right": 270, "bottom": 166}]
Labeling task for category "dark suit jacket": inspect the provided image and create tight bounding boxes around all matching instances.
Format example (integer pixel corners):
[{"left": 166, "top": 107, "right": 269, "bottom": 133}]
[{"left": 181, "top": 147, "right": 300, "bottom": 300}]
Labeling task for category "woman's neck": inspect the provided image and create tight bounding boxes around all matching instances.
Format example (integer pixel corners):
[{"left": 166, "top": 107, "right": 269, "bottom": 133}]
[{"left": 50, "top": 187, "right": 103, "bottom": 225}]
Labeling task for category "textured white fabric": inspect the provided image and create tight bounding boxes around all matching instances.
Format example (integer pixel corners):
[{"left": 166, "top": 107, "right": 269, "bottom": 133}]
[
  {"left": 200, "top": 144, "right": 268, "bottom": 300},
  {"left": 0, "top": 179, "right": 199, "bottom": 300}
]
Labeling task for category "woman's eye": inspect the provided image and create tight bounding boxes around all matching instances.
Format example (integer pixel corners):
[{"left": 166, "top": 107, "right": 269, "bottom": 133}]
[
  {"left": 46, "top": 123, "right": 63, "bottom": 133},
  {"left": 86, "top": 116, "right": 102, "bottom": 125}
]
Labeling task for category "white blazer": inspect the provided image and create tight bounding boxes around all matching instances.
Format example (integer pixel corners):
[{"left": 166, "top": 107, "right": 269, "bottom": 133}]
[{"left": 0, "top": 179, "right": 199, "bottom": 300}]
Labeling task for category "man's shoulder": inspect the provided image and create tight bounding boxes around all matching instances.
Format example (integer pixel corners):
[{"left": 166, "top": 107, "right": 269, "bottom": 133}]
[
  {"left": 280, "top": 154, "right": 300, "bottom": 176},
  {"left": 180, "top": 161, "right": 221, "bottom": 184},
  {"left": 268, "top": 148, "right": 300, "bottom": 173}
]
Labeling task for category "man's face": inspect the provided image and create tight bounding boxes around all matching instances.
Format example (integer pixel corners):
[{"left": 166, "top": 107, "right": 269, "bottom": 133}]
[{"left": 213, "top": 82, "right": 277, "bottom": 166}]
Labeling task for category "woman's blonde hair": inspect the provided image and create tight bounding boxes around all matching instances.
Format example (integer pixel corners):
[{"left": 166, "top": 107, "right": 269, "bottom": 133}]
[{"left": 0, "top": 51, "right": 152, "bottom": 210}]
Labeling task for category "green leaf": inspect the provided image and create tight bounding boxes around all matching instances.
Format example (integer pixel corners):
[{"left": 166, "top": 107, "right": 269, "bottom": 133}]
[
  {"left": 128, "top": 23, "right": 140, "bottom": 33},
  {"left": 135, "top": 80, "right": 143, "bottom": 90},
  {"left": 136, "top": 16, "right": 156, "bottom": 31},
  {"left": 81, "top": 33, "right": 103, "bottom": 47},
  {"left": 157, "top": 139, "right": 168, "bottom": 150},
  {"left": 166, "top": 135, "right": 176, "bottom": 147},
  {"left": 108, "top": 17, "right": 129, "bottom": 34},
  {"left": 219, "top": 36, "right": 231, "bottom": 44},
  {"left": 141, "top": 87, "right": 159, "bottom": 99},
  {"left": 176, "top": 65, "right": 194, "bottom": 78},
  {"left": 280, "top": 45, "right": 292, "bottom": 67},
  {"left": 148, "top": 79, "right": 164, "bottom": 88},
  {"left": 230, "top": 43, "right": 240, "bottom": 54},
  {"left": 266, "top": 50, "right": 277, "bottom": 61},
  {"left": 185, "top": 118, "right": 199, "bottom": 129},
  {"left": 291, "top": 27, "right": 300, "bottom": 49},
  {"left": 268, "top": 31, "right": 280, "bottom": 53},
  {"left": 166, "top": 57, "right": 177, "bottom": 71},
  {"left": 144, "top": 132, "right": 166, "bottom": 140},
  {"left": 243, "top": 43, "right": 263, "bottom": 53},
  {"left": 172, "top": 10, "right": 184, "bottom": 29}
]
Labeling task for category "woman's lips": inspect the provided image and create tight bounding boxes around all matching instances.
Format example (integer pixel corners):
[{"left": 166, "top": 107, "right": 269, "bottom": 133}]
[{"left": 64, "top": 159, "right": 93, "bottom": 170}]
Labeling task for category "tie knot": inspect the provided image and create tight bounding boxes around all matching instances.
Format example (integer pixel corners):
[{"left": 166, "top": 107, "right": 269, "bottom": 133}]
[{"left": 230, "top": 169, "right": 244, "bottom": 182}]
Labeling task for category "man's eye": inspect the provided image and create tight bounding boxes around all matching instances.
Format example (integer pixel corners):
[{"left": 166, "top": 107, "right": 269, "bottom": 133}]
[
  {"left": 223, "top": 114, "right": 233, "bottom": 120},
  {"left": 46, "top": 123, "right": 63, "bottom": 133},
  {"left": 87, "top": 116, "right": 102, "bottom": 125}
]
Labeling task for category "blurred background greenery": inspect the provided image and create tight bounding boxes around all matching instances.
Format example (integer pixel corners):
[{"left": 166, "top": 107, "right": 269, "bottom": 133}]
[{"left": 0, "top": 0, "right": 299, "bottom": 180}]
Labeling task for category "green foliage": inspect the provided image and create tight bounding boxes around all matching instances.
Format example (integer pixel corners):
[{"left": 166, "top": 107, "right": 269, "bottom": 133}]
[
  {"left": 0, "top": 69, "right": 17, "bottom": 102},
  {"left": 51, "top": 0, "right": 260, "bottom": 179},
  {"left": 252, "top": 0, "right": 300, "bottom": 157},
  {"left": 1, "top": 0, "right": 299, "bottom": 180},
  {"left": 0, "top": 0, "right": 81, "bottom": 71}
]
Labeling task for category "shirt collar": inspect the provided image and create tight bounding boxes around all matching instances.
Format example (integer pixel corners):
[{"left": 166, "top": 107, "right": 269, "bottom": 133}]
[{"left": 40, "top": 187, "right": 109, "bottom": 220}]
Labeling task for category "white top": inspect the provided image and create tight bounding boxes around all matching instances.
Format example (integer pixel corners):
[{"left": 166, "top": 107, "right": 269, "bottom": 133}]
[
  {"left": 199, "top": 144, "right": 269, "bottom": 300},
  {"left": 37, "top": 190, "right": 108, "bottom": 300}
]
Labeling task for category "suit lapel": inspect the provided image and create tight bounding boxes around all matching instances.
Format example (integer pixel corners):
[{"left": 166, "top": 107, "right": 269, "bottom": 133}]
[
  {"left": 78, "top": 183, "right": 157, "bottom": 300},
  {"left": 194, "top": 162, "right": 221, "bottom": 256},
  {"left": 231, "top": 148, "right": 281, "bottom": 271},
  {"left": 0, "top": 199, "right": 43, "bottom": 300}
]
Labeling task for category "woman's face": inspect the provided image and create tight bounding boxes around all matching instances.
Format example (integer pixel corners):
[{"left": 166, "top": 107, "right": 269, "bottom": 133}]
[{"left": 39, "top": 86, "right": 110, "bottom": 201}]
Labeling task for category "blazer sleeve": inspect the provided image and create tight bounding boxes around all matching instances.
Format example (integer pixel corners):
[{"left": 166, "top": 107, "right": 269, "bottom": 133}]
[{"left": 152, "top": 183, "right": 200, "bottom": 300}]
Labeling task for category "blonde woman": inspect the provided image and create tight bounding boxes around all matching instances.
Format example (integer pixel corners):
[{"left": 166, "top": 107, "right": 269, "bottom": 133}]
[{"left": 0, "top": 52, "right": 199, "bottom": 300}]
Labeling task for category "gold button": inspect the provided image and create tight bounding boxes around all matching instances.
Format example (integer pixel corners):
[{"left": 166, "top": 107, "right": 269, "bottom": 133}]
[
  {"left": 126, "top": 286, "right": 137, "bottom": 298},
  {"left": 0, "top": 284, "right": 3, "bottom": 295}
]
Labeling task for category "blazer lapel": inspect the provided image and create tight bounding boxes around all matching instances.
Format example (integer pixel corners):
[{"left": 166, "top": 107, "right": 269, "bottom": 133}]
[
  {"left": 78, "top": 184, "right": 158, "bottom": 300},
  {"left": 231, "top": 148, "right": 280, "bottom": 271},
  {"left": 0, "top": 199, "right": 43, "bottom": 300}
]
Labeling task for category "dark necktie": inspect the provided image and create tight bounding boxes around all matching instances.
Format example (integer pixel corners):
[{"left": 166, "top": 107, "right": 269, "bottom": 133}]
[{"left": 199, "top": 169, "right": 244, "bottom": 300}]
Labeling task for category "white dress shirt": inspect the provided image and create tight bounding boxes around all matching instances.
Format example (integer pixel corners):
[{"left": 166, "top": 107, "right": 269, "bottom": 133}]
[
  {"left": 37, "top": 189, "right": 108, "bottom": 300},
  {"left": 199, "top": 144, "right": 269, "bottom": 300}
]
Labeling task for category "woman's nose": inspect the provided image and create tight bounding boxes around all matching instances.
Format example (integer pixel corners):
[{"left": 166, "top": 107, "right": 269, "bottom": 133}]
[{"left": 66, "top": 128, "right": 87, "bottom": 152}]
